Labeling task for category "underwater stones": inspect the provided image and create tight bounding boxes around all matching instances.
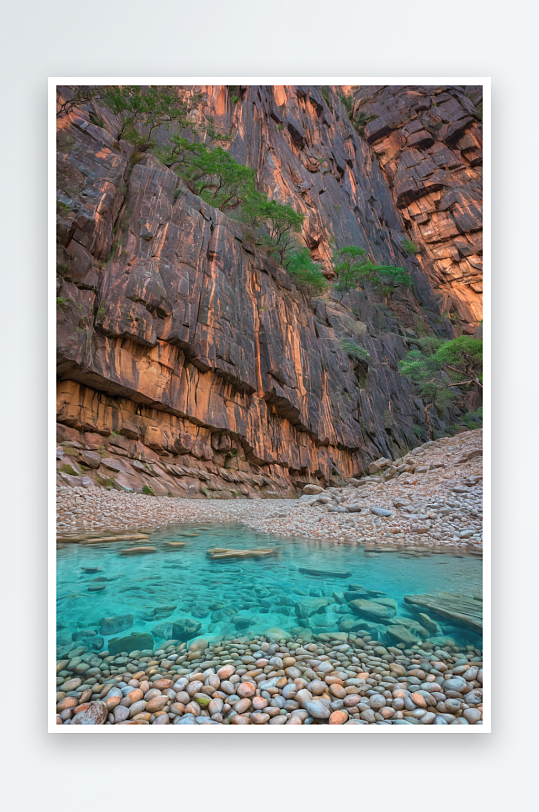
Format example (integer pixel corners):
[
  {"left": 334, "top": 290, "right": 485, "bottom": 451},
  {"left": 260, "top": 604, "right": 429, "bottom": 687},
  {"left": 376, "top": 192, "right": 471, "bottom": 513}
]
[
  {"left": 118, "top": 546, "right": 157, "bottom": 556},
  {"left": 108, "top": 632, "right": 154, "bottom": 656},
  {"left": 171, "top": 618, "right": 202, "bottom": 642},
  {"left": 233, "top": 613, "right": 252, "bottom": 629},
  {"left": 79, "top": 635, "right": 104, "bottom": 651},
  {"left": 190, "top": 604, "right": 210, "bottom": 619},
  {"left": 385, "top": 625, "right": 422, "bottom": 645},
  {"left": 418, "top": 612, "right": 438, "bottom": 635},
  {"left": 163, "top": 542, "right": 186, "bottom": 548},
  {"left": 81, "top": 533, "right": 150, "bottom": 544},
  {"left": 391, "top": 616, "right": 429, "bottom": 638},
  {"left": 295, "top": 597, "right": 330, "bottom": 619},
  {"left": 347, "top": 585, "right": 386, "bottom": 598},
  {"left": 348, "top": 598, "right": 396, "bottom": 622},
  {"left": 71, "top": 701, "right": 107, "bottom": 725},
  {"left": 99, "top": 614, "right": 134, "bottom": 636},
  {"left": 52, "top": 623, "right": 484, "bottom": 726},
  {"left": 88, "top": 583, "right": 106, "bottom": 592},
  {"left": 429, "top": 636, "right": 457, "bottom": 648},
  {"left": 442, "top": 676, "right": 469, "bottom": 693},
  {"left": 152, "top": 605, "right": 177, "bottom": 620},
  {"left": 403, "top": 592, "right": 482, "bottom": 633},
  {"left": 264, "top": 627, "right": 292, "bottom": 642},
  {"left": 298, "top": 567, "right": 351, "bottom": 579},
  {"left": 152, "top": 622, "right": 173, "bottom": 640},
  {"left": 206, "top": 547, "right": 277, "bottom": 560}
]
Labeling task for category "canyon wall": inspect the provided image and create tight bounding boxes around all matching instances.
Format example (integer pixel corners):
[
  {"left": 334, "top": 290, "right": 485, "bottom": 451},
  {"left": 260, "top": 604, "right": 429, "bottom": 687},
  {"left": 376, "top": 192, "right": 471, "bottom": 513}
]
[
  {"left": 56, "top": 84, "right": 482, "bottom": 497},
  {"left": 350, "top": 85, "right": 483, "bottom": 332}
]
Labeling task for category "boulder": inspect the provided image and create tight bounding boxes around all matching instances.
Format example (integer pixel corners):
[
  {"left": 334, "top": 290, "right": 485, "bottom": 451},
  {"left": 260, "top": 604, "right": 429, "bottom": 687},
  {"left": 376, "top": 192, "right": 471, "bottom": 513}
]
[
  {"left": 385, "top": 624, "right": 421, "bottom": 646},
  {"left": 152, "top": 622, "right": 173, "bottom": 639},
  {"left": 295, "top": 597, "right": 330, "bottom": 619},
  {"left": 108, "top": 632, "right": 154, "bottom": 656},
  {"left": 302, "top": 484, "right": 324, "bottom": 495},
  {"left": 367, "top": 458, "right": 392, "bottom": 475},
  {"left": 171, "top": 618, "right": 202, "bottom": 642},
  {"left": 80, "top": 451, "right": 101, "bottom": 469},
  {"left": 99, "top": 614, "right": 134, "bottom": 636},
  {"left": 348, "top": 598, "right": 396, "bottom": 622},
  {"left": 298, "top": 567, "right": 351, "bottom": 579}
]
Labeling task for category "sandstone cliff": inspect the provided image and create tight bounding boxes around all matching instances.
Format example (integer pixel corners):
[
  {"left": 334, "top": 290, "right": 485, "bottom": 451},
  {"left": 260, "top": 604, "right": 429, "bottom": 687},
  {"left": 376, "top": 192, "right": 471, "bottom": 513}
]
[
  {"left": 55, "top": 84, "right": 482, "bottom": 498},
  {"left": 349, "top": 85, "right": 483, "bottom": 332}
]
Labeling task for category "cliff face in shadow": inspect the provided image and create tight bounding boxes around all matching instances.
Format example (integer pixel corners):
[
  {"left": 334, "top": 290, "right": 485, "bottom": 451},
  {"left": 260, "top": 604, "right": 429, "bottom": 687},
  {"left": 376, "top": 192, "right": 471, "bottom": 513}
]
[{"left": 55, "top": 84, "right": 482, "bottom": 498}]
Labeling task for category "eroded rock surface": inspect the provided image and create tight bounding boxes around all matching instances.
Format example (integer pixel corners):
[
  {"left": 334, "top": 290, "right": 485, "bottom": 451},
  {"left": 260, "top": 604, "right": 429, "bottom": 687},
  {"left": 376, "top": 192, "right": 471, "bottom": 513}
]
[
  {"left": 350, "top": 85, "right": 483, "bottom": 332},
  {"left": 56, "top": 85, "right": 481, "bottom": 495}
]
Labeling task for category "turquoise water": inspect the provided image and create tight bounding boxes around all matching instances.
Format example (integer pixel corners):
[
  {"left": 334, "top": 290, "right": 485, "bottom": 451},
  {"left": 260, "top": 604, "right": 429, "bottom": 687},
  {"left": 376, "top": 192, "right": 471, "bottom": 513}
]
[{"left": 56, "top": 524, "right": 482, "bottom": 651}]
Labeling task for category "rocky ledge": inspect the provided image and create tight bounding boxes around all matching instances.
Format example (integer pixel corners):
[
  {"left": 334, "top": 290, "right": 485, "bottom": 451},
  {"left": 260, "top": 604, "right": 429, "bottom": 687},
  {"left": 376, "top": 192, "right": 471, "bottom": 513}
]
[
  {"left": 56, "top": 632, "right": 483, "bottom": 727},
  {"left": 57, "top": 429, "right": 482, "bottom": 549}
]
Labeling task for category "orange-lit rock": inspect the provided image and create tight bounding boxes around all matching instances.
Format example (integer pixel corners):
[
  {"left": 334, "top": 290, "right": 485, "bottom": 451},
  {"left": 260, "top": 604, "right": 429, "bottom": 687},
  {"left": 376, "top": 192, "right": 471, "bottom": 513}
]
[{"left": 56, "top": 84, "right": 482, "bottom": 495}]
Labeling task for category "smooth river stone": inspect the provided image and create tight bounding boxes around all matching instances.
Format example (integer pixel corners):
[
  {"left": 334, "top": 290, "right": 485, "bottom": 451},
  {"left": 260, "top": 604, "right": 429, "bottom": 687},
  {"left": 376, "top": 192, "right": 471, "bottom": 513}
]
[
  {"left": 236, "top": 681, "right": 256, "bottom": 699},
  {"left": 305, "top": 699, "right": 331, "bottom": 719},
  {"left": 329, "top": 710, "right": 348, "bottom": 725},
  {"left": 71, "top": 701, "right": 107, "bottom": 725}
]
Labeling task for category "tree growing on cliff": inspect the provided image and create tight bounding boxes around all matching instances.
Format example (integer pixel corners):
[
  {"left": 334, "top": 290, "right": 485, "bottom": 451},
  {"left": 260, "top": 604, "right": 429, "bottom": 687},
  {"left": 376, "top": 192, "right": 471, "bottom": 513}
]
[
  {"left": 101, "top": 85, "right": 203, "bottom": 145},
  {"left": 333, "top": 246, "right": 413, "bottom": 298},
  {"left": 57, "top": 85, "right": 204, "bottom": 147},
  {"left": 286, "top": 248, "right": 328, "bottom": 294},
  {"left": 399, "top": 335, "right": 483, "bottom": 429},
  {"left": 174, "top": 143, "right": 256, "bottom": 211},
  {"left": 239, "top": 191, "right": 305, "bottom": 265}
]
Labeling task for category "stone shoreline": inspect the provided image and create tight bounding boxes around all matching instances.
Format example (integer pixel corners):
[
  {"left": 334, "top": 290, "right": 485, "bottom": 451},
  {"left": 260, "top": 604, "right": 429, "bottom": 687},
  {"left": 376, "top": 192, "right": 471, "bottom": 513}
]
[
  {"left": 56, "top": 632, "right": 483, "bottom": 726},
  {"left": 57, "top": 430, "right": 483, "bottom": 550}
]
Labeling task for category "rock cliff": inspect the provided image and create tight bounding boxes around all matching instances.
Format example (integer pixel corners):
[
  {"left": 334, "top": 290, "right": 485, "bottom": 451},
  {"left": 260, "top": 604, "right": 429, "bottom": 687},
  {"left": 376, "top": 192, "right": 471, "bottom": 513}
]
[
  {"left": 349, "top": 85, "right": 483, "bottom": 333},
  {"left": 56, "top": 84, "right": 482, "bottom": 497}
]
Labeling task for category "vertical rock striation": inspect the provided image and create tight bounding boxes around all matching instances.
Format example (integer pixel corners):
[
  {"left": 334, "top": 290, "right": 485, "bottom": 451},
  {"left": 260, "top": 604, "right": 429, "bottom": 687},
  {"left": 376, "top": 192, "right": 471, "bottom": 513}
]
[
  {"left": 349, "top": 85, "right": 483, "bottom": 333},
  {"left": 55, "top": 84, "right": 482, "bottom": 497}
]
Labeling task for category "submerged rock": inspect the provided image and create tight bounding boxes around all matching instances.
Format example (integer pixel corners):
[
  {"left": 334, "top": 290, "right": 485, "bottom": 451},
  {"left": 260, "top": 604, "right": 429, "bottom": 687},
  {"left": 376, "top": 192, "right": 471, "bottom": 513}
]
[
  {"left": 99, "top": 614, "right": 134, "bottom": 636},
  {"left": 171, "top": 618, "right": 202, "bottom": 642},
  {"left": 298, "top": 567, "right": 351, "bottom": 579},
  {"left": 348, "top": 598, "right": 396, "bottom": 621},
  {"left": 108, "top": 632, "right": 154, "bottom": 655}
]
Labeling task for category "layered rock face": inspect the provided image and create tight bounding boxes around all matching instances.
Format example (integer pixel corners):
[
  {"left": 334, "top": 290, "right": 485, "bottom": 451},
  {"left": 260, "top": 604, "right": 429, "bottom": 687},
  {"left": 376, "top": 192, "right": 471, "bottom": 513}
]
[
  {"left": 350, "top": 85, "right": 483, "bottom": 333},
  {"left": 56, "top": 84, "right": 481, "bottom": 497}
]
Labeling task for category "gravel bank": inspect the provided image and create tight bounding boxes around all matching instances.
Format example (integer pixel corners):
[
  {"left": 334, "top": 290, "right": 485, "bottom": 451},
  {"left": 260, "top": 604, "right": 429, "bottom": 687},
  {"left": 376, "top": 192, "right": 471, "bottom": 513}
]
[{"left": 57, "top": 430, "right": 483, "bottom": 549}]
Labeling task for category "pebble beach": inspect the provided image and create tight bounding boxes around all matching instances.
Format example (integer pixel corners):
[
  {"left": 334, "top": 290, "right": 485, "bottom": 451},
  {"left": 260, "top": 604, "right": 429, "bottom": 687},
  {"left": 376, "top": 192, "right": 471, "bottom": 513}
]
[{"left": 56, "top": 631, "right": 483, "bottom": 727}]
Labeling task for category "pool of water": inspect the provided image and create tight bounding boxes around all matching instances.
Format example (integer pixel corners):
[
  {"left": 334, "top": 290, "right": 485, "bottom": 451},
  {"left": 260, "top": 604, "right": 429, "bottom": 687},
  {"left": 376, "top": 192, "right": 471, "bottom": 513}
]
[{"left": 57, "top": 524, "right": 483, "bottom": 652}]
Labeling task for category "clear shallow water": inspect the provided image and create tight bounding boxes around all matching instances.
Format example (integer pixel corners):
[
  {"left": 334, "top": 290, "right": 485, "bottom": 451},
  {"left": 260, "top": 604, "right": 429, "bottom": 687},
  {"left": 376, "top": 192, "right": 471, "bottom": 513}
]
[{"left": 57, "top": 524, "right": 482, "bottom": 651}]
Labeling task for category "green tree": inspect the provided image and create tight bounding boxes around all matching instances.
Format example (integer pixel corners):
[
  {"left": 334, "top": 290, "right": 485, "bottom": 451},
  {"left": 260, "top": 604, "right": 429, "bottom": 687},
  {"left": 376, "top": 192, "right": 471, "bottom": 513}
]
[
  {"left": 333, "top": 246, "right": 413, "bottom": 298},
  {"left": 339, "top": 339, "right": 371, "bottom": 363},
  {"left": 175, "top": 143, "right": 256, "bottom": 211},
  {"left": 402, "top": 237, "right": 419, "bottom": 254},
  {"left": 286, "top": 249, "right": 328, "bottom": 294},
  {"left": 239, "top": 191, "right": 305, "bottom": 264},
  {"left": 399, "top": 335, "right": 483, "bottom": 430},
  {"left": 58, "top": 85, "right": 204, "bottom": 147}
]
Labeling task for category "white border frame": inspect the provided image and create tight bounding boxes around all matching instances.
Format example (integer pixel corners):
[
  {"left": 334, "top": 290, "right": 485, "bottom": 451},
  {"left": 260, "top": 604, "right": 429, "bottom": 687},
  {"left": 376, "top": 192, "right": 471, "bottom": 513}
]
[{"left": 48, "top": 76, "right": 490, "bottom": 734}]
